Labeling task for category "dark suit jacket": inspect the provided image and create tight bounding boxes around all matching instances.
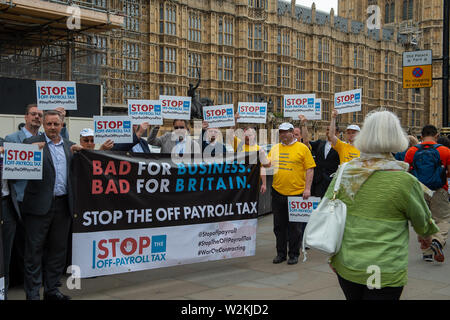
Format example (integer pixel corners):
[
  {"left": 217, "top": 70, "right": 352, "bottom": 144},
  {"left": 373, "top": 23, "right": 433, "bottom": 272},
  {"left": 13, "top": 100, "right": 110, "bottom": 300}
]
[
  {"left": 22, "top": 134, "right": 75, "bottom": 216},
  {"left": 310, "top": 139, "right": 340, "bottom": 198},
  {"left": 112, "top": 133, "right": 151, "bottom": 153}
]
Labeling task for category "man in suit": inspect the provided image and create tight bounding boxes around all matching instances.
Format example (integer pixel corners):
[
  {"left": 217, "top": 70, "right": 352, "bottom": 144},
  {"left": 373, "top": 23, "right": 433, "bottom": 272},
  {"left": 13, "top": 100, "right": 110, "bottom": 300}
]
[
  {"left": 22, "top": 110, "right": 82, "bottom": 300},
  {"left": 199, "top": 120, "right": 227, "bottom": 157},
  {"left": 113, "top": 122, "right": 152, "bottom": 153},
  {"left": 298, "top": 115, "right": 340, "bottom": 198},
  {"left": 147, "top": 119, "right": 200, "bottom": 155},
  {"left": 4, "top": 104, "right": 43, "bottom": 293},
  {"left": 1, "top": 137, "right": 17, "bottom": 299}
]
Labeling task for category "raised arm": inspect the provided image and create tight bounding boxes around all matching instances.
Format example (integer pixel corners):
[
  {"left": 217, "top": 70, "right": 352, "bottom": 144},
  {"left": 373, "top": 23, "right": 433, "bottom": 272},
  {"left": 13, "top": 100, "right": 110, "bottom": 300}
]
[
  {"left": 298, "top": 115, "right": 310, "bottom": 148},
  {"left": 328, "top": 109, "right": 339, "bottom": 147}
]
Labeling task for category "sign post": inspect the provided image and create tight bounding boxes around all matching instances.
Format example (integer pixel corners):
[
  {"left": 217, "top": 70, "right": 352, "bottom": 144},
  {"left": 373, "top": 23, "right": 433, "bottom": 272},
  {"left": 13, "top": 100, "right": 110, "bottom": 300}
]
[{"left": 402, "top": 50, "right": 433, "bottom": 89}]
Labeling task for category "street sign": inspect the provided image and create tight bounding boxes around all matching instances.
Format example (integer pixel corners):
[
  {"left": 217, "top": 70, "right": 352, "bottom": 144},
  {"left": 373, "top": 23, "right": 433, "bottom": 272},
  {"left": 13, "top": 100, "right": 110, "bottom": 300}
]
[{"left": 403, "top": 50, "right": 433, "bottom": 89}]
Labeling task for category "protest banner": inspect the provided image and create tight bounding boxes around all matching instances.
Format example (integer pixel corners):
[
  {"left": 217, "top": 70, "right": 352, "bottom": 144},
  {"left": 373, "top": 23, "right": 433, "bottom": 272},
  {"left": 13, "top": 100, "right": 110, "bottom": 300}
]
[
  {"left": 288, "top": 196, "right": 321, "bottom": 223},
  {"left": 237, "top": 102, "right": 267, "bottom": 124},
  {"left": 159, "top": 96, "right": 191, "bottom": 120},
  {"left": 36, "top": 80, "right": 77, "bottom": 110},
  {"left": 128, "top": 100, "right": 163, "bottom": 125},
  {"left": 203, "top": 104, "right": 235, "bottom": 128},
  {"left": 2, "top": 143, "right": 42, "bottom": 180},
  {"left": 72, "top": 150, "right": 260, "bottom": 278},
  {"left": 283, "top": 94, "right": 316, "bottom": 119},
  {"left": 93, "top": 116, "right": 133, "bottom": 144},
  {"left": 334, "top": 89, "right": 362, "bottom": 114}
]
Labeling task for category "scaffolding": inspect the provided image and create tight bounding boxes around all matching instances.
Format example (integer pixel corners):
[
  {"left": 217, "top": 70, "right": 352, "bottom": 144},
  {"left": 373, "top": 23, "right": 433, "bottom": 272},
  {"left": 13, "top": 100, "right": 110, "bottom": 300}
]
[{"left": 0, "top": 0, "right": 127, "bottom": 96}]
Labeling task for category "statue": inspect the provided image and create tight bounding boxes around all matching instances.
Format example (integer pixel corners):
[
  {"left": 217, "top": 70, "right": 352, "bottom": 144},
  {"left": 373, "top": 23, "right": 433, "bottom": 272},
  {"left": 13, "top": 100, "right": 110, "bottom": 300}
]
[{"left": 187, "top": 66, "right": 214, "bottom": 119}]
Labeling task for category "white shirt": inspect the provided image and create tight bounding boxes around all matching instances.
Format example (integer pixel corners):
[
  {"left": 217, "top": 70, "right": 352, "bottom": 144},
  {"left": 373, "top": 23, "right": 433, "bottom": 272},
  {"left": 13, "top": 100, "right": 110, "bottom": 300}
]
[{"left": 324, "top": 141, "right": 332, "bottom": 159}]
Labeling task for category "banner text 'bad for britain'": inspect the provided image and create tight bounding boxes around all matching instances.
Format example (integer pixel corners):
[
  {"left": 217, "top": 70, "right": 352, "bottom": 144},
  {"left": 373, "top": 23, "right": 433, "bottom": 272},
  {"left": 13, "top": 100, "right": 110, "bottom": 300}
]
[{"left": 72, "top": 150, "right": 261, "bottom": 233}]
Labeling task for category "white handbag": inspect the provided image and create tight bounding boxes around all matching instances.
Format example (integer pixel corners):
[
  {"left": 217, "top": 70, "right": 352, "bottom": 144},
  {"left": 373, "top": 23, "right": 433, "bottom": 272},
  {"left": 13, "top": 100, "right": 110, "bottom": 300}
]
[{"left": 302, "top": 162, "right": 348, "bottom": 262}]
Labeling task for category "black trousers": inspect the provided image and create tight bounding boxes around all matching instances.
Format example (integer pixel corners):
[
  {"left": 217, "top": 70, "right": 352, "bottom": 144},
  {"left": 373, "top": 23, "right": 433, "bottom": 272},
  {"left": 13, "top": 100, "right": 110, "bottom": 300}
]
[
  {"left": 23, "top": 196, "right": 71, "bottom": 299},
  {"left": 1, "top": 196, "right": 17, "bottom": 299},
  {"left": 271, "top": 188, "right": 306, "bottom": 258},
  {"left": 337, "top": 274, "right": 403, "bottom": 300}
]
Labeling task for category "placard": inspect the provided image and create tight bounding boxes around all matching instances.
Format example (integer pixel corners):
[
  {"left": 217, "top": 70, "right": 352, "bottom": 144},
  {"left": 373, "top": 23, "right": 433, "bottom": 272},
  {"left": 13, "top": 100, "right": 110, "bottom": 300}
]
[
  {"left": 288, "top": 196, "right": 321, "bottom": 223},
  {"left": 36, "top": 81, "right": 77, "bottom": 110},
  {"left": 203, "top": 104, "right": 235, "bottom": 128},
  {"left": 93, "top": 116, "right": 133, "bottom": 144},
  {"left": 334, "top": 89, "right": 362, "bottom": 114},
  {"left": 307, "top": 99, "right": 322, "bottom": 120},
  {"left": 284, "top": 94, "right": 316, "bottom": 118},
  {"left": 128, "top": 100, "right": 163, "bottom": 125},
  {"left": 237, "top": 102, "right": 267, "bottom": 124},
  {"left": 159, "top": 95, "right": 191, "bottom": 120},
  {"left": 2, "top": 143, "right": 42, "bottom": 180}
]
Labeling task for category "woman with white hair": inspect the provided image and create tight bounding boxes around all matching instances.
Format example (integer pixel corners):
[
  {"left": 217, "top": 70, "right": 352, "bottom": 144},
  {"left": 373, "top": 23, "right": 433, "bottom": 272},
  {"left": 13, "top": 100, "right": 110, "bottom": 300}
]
[{"left": 326, "top": 110, "right": 439, "bottom": 300}]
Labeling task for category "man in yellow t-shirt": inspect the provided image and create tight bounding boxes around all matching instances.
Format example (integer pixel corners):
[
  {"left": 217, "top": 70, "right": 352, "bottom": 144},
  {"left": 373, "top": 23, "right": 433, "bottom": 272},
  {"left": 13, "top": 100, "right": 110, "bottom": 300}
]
[
  {"left": 267, "top": 122, "right": 316, "bottom": 265},
  {"left": 328, "top": 109, "right": 360, "bottom": 164}
]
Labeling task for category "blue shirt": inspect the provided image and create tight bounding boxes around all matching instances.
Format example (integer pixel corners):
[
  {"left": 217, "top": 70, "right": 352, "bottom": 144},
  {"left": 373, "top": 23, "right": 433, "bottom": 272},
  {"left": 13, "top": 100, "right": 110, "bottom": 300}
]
[
  {"left": 44, "top": 134, "right": 68, "bottom": 196},
  {"left": 22, "top": 127, "right": 35, "bottom": 139}
]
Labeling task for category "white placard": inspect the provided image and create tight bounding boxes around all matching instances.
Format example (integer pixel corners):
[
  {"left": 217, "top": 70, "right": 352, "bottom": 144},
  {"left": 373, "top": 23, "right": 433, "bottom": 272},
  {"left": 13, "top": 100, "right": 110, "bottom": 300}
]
[
  {"left": 159, "top": 95, "right": 191, "bottom": 120},
  {"left": 403, "top": 50, "right": 432, "bottom": 67},
  {"left": 284, "top": 94, "right": 316, "bottom": 119},
  {"left": 36, "top": 81, "right": 77, "bottom": 110},
  {"left": 2, "top": 143, "right": 42, "bottom": 180},
  {"left": 203, "top": 104, "right": 235, "bottom": 128},
  {"left": 288, "top": 196, "right": 321, "bottom": 223},
  {"left": 128, "top": 100, "right": 163, "bottom": 125},
  {"left": 334, "top": 89, "right": 362, "bottom": 114},
  {"left": 237, "top": 102, "right": 267, "bottom": 124},
  {"left": 93, "top": 116, "right": 133, "bottom": 144}
]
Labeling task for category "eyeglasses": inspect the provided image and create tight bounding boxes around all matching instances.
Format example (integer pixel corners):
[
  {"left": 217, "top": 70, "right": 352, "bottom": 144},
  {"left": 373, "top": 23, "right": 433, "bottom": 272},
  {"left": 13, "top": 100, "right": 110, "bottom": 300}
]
[
  {"left": 81, "top": 138, "right": 94, "bottom": 143},
  {"left": 28, "top": 112, "right": 43, "bottom": 117},
  {"left": 174, "top": 126, "right": 186, "bottom": 130}
]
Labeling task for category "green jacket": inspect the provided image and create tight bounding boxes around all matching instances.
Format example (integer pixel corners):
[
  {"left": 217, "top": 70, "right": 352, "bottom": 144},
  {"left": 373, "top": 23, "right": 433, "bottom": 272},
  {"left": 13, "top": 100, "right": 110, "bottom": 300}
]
[{"left": 327, "top": 171, "right": 439, "bottom": 288}]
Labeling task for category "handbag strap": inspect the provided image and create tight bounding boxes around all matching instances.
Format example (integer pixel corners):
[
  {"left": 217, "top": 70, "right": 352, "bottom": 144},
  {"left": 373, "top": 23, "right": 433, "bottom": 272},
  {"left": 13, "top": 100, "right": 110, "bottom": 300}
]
[{"left": 332, "top": 162, "right": 349, "bottom": 200}]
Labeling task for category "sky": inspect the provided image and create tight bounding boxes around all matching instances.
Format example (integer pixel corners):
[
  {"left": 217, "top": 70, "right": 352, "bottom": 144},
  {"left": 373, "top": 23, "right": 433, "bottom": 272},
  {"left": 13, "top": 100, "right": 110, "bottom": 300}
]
[{"left": 296, "top": 0, "right": 338, "bottom": 14}]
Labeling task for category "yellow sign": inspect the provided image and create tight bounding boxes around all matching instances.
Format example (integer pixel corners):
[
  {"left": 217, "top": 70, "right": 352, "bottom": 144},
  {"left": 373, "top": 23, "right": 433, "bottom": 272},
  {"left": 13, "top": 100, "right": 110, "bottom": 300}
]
[{"left": 403, "top": 65, "right": 432, "bottom": 89}]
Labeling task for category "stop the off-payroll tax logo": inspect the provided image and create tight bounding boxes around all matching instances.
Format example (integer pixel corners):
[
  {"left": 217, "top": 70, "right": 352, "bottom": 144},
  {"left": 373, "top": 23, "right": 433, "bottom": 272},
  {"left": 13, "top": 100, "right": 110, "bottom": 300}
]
[{"left": 92, "top": 235, "right": 167, "bottom": 269}]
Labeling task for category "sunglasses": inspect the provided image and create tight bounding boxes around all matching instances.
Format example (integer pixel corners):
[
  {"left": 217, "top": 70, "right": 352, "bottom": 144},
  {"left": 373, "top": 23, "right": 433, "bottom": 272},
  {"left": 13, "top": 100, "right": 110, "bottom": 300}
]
[
  {"left": 174, "top": 126, "right": 186, "bottom": 129},
  {"left": 81, "top": 138, "right": 94, "bottom": 143}
]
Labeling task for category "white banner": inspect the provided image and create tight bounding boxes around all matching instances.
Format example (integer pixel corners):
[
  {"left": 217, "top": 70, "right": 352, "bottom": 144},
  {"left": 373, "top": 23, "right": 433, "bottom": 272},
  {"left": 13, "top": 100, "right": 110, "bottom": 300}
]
[
  {"left": 288, "top": 196, "right": 321, "bottom": 223},
  {"left": 93, "top": 116, "right": 133, "bottom": 144},
  {"left": 36, "top": 81, "right": 77, "bottom": 110},
  {"left": 284, "top": 94, "right": 316, "bottom": 119},
  {"left": 203, "top": 104, "right": 235, "bottom": 128},
  {"left": 334, "top": 89, "right": 362, "bottom": 114},
  {"left": 237, "top": 102, "right": 267, "bottom": 124},
  {"left": 2, "top": 143, "right": 42, "bottom": 180},
  {"left": 73, "top": 219, "right": 257, "bottom": 278},
  {"left": 128, "top": 100, "right": 163, "bottom": 125},
  {"left": 159, "top": 96, "right": 191, "bottom": 120}
]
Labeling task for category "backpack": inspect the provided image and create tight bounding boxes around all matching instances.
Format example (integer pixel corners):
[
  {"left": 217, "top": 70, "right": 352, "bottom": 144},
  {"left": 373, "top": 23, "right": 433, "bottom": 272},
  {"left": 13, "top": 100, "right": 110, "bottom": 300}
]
[{"left": 411, "top": 144, "right": 447, "bottom": 190}]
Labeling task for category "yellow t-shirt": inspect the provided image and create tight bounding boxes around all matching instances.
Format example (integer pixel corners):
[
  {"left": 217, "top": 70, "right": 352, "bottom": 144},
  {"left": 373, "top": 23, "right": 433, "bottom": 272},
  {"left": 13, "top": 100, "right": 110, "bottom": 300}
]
[
  {"left": 333, "top": 138, "right": 360, "bottom": 164},
  {"left": 233, "top": 136, "right": 260, "bottom": 152},
  {"left": 268, "top": 142, "right": 316, "bottom": 196}
]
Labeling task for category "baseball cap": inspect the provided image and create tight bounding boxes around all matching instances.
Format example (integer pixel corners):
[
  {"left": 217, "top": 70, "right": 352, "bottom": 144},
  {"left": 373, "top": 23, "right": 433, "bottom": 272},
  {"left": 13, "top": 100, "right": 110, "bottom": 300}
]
[
  {"left": 80, "top": 128, "right": 94, "bottom": 137},
  {"left": 279, "top": 123, "right": 294, "bottom": 131},
  {"left": 346, "top": 124, "right": 361, "bottom": 132}
]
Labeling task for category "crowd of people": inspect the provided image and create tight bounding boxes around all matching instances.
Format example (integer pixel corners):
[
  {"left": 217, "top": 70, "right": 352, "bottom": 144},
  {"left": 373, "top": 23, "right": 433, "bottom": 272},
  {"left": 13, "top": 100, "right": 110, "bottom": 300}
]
[{"left": 1, "top": 103, "right": 449, "bottom": 301}]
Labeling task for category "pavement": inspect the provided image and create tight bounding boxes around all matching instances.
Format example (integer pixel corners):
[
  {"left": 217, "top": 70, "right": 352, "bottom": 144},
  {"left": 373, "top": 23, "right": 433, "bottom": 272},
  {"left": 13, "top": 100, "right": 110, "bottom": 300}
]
[{"left": 7, "top": 213, "right": 450, "bottom": 300}]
